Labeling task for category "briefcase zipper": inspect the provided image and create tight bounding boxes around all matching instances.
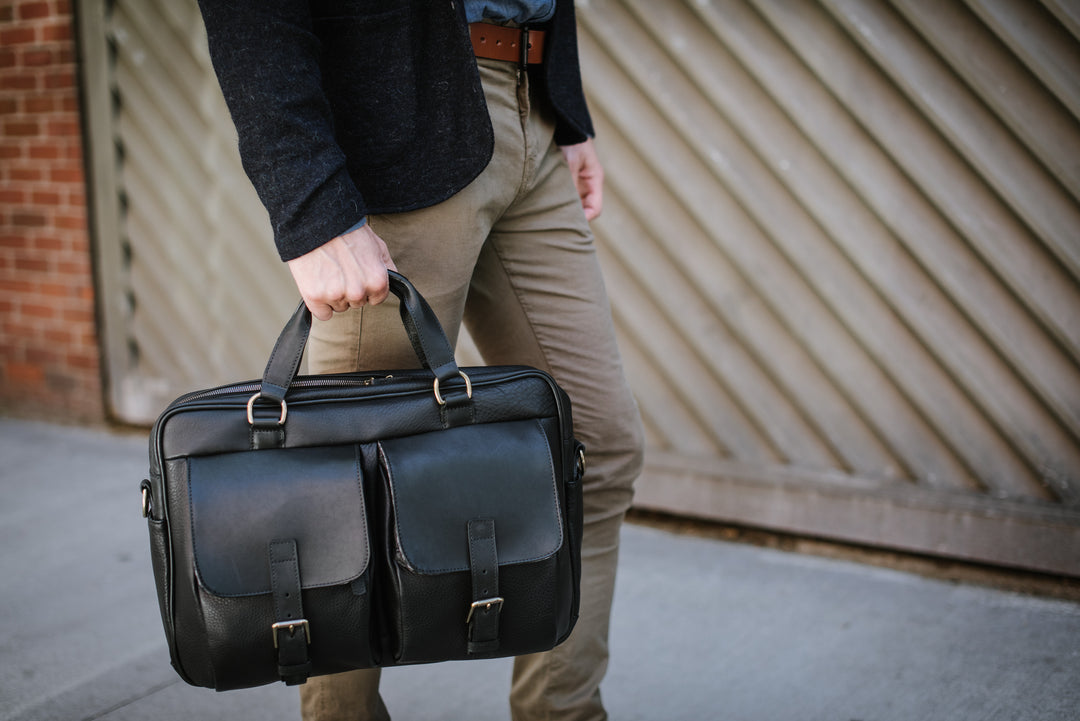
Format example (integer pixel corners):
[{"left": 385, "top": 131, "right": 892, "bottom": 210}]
[
  {"left": 147, "top": 375, "right": 407, "bottom": 476},
  {"left": 151, "top": 368, "right": 567, "bottom": 471},
  {"left": 167, "top": 375, "right": 396, "bottom": 407}
]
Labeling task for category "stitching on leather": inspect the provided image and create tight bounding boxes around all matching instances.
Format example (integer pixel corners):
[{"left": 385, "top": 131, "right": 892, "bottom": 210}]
[
  {"left": 353, "top": 445, "right": 371, "bottom": 578},
  {"left": 269, "top": 541, "right": 292, "bottom": 619},
  {"left": 263, "top": 306, "right": 308, "bottom": 394},
  {"left": 467, "top": 521, "right": 497, "bottom": 598},
  {"left": 398, "top": 278, "right": 453, "bottom": 377},
  {"left": 531, "top": 418, "right": 564, "bottom": 554}
]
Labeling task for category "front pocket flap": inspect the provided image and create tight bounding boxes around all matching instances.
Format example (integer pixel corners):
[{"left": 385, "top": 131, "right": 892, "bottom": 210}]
[
  {"left": 380, "top": 420, "right": 562, "bottom": 574},
  {"left": 189, "top": 445, "right": 368, "bottom": 597}
]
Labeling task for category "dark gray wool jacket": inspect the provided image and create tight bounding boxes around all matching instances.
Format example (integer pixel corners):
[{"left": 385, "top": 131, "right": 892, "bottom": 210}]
[{"left": 197, "top": 0, "right": 595, "bottom": 261}]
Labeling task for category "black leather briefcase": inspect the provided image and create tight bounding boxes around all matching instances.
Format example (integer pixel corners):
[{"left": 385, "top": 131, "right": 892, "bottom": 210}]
[{"left": 140, "top": 272, "right": 584, "bottom": 691}]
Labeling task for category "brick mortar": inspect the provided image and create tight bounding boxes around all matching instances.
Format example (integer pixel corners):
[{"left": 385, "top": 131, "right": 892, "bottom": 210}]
[{"left": 0, "top": 1, "right": 103, "bottom": 422}]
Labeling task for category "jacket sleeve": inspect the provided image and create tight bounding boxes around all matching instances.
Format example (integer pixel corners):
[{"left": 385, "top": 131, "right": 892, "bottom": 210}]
[
  {"left": 545, "top": 0, "right": 595, "bottom": 146},
  {"left": 198, "top": 0, "right": 365, "bottom": 261}
]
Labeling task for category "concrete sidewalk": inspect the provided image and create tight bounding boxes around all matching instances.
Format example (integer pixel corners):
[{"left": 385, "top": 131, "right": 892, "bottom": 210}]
[{"left": 1, "top": 417, "right": 1078, "bottom": 721}]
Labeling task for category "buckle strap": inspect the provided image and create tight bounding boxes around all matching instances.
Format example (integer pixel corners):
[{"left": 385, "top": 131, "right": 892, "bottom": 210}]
[
  {"left": 466, "top": 519, "right": 502, "bottom": 654},
  {"left": 469, "top": 22, "right": 546, "bottom": 66},
  {"left": 269, "top": 539, "right": 311, "bottom": 685}
]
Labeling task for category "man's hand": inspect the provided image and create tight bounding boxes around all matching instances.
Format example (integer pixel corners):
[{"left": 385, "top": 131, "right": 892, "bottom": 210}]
[
  {"left": 560, "top": 138, "right": 604, "bottom": 221},
  {"left": 286, "top": 223, "right": 397, "bottom": 321}
]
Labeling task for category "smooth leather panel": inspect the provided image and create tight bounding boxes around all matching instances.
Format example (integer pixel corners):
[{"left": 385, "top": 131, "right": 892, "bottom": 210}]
[
  {"left": 159, "top": 369, "right": 562, "bottom": 461},
  {"left": 380, "top": 420, "right": 562, "bottom": 574},
  {"left": 189, "top": 445, "right": 368, "bottom": 597}
]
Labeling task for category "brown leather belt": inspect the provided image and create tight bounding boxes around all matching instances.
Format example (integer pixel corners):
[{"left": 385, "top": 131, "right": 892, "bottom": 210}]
[{"left": 469, "top": 22, "right": 546, "bottom": 65}]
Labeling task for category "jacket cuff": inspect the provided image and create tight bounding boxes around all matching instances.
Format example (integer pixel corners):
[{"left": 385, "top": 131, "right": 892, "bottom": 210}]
[
  {"left": 554, "top": 125, "right": 592, "bottom": 147},
  {"left": 272, "top": 165, "right": 367, "bottom": 262}
]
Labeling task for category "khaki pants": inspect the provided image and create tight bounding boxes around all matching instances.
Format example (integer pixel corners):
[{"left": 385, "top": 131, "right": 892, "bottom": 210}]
[{"left": 298, "top": 58, "right": 644, "bottom": 721}]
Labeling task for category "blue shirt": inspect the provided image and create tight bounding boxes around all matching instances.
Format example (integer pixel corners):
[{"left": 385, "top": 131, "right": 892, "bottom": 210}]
[{"left": 464, "top": 0, "right": 555, "bottom": 24}]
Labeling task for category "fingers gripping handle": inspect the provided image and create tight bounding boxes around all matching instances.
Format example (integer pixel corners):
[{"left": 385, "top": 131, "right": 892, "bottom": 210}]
[{"left": 257, "top": 271, "right": 463, "bottom": 404}]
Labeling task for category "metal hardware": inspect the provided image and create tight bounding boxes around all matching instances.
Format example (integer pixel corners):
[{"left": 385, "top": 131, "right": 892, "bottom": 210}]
[
  {"left": 433, "top": 371, "right": 473, "bottom": 406},
  {"left": 247, "top": 392, "right": 288, "bottom": 426},
  {"left": 466, "top": 596, "right": 504, "bottom": 625},
  {"left": 519, "top": 27, "right": 530, "bottom": 68},
  {"left": 141, "top": 486, "right": 151, "bottom": 518},
  {"left": 272, "top": 619, "right": 311, "bottom": 648},
  {"left": 577, "top": 447, "right": 587, "bottom": 477}
]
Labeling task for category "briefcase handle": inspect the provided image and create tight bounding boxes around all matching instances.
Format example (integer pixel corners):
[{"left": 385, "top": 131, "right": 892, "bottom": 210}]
[{"left": 256, "top": 271, "right": 467, "bottom": 406}]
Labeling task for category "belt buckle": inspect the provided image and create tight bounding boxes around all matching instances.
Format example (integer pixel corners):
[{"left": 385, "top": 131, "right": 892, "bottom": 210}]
[
  {"left": 272, "top": 619, "right": 311, "bottom": 648},
  {"left": 466, "top": 597, "right": 504, "bottom": 625}
]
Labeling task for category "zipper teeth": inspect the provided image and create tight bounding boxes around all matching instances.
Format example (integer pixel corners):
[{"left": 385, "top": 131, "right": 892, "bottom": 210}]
[
  {"left": 152, "top": 377, "right": 408, "bottom": 464},
  {"left": 167, "top": 368, "right": 548, "bottom": 411},
  {"left": 169, "top": 377, "right": 405, "bottom": 407}
]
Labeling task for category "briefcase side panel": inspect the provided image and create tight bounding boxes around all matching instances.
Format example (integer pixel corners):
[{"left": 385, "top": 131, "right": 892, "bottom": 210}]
[
  {"left": 163, "top": 457, "right": 217, "bottom": 688},
  {"left": 144, "top": 516, "right": 180, "bottom": 672},
  {"left": 561, "top": 439, "right": 585, "bottom": 639}
]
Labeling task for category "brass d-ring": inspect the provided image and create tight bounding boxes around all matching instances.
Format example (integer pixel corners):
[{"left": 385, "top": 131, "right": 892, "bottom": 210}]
[
  {"left": 433, "top": 371, "right": 473, "bottom": 406},
  {"left": 247, "top": 392, "right": 288, "bottom": 425}
]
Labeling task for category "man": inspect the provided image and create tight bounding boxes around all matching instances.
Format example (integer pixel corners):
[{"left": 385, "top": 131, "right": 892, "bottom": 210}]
[{"left": 197, "top": 2, "right": 644, "bottom": 719}]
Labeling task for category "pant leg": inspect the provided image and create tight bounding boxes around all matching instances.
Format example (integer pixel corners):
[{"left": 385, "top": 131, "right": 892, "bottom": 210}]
[
  {"left": 301, "top": 57, "right": 643, "bottom": 721},
  {"left": 464, "top": 117, "right": 644, "bottom": 721},
  {"left": 299, "top": 58, "right": 537, "bottom": 721},
  {"left": 299, "top": 669, "right": 390, "bottom": 721}
]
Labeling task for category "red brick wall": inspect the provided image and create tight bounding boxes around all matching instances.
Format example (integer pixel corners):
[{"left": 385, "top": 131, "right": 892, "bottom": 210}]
[{"left": 0, "top": 0, "right": 104, "bottom": 422}]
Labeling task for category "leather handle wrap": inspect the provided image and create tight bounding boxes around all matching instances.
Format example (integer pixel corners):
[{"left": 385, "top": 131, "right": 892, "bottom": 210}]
[{"left": 259, "top": 271, "right": 461, "bottom": 402}]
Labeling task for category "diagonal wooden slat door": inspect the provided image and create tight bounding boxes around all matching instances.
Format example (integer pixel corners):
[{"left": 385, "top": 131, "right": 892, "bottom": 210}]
[
  {"left": 81, "top": 0, "right": 1080, "bottom": 575},
  {"left": 576, "top": 0, "right": 1080, "bottom": 575},
  {"left": 81, "top": 0, "right": 296, "bottom": 423}
]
